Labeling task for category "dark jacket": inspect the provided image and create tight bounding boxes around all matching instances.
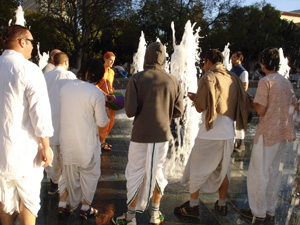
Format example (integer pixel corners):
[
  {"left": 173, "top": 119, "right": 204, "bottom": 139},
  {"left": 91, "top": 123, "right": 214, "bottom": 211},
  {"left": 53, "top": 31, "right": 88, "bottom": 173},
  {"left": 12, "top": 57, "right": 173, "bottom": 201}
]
[{"left": 125, "top": 42, "right": 183, "bottom": 143}]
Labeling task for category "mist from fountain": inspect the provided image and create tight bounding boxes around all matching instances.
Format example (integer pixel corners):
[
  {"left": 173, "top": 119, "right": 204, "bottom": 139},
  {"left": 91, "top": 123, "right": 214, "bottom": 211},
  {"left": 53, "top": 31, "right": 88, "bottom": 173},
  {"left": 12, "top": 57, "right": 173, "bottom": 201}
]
[{"left": 222, "top": 43, "right": 232, "bottom": 71}]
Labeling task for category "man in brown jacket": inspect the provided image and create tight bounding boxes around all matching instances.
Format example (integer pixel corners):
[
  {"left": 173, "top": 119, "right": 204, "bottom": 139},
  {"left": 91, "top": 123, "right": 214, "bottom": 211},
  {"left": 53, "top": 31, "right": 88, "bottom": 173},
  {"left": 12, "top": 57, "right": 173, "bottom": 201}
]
[
  {"left": 174, "top": 49, "right": 248, "bottom": 218},
  {"left": 112, "top": 42, "right": 183, "bottom": 225}
]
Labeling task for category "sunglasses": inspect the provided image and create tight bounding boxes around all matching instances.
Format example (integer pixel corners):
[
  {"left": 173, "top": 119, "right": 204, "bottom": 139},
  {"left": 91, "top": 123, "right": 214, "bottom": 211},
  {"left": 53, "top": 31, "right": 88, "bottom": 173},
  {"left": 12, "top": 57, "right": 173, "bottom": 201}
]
[{"left": 18, "top": 38, "right": 34, "bottom": 44}]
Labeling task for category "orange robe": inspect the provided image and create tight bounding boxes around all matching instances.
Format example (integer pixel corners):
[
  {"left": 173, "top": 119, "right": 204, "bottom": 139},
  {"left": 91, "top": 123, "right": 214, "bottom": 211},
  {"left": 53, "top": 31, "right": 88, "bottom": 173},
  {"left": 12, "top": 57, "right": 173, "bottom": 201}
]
[{"left": 97, "top": 67, "right": 115, "bottom": 143}]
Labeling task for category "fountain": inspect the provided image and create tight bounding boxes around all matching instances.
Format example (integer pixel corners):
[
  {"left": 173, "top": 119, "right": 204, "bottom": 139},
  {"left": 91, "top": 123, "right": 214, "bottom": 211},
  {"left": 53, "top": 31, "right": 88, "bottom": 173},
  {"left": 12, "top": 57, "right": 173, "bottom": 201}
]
[
  {"left": 165, "top": 20, "right": 201, "bottom": 179},
  {"left": 37, "top": 42, "right": 49, "bottom": 69},
  {"left": 13, "top": 6, "right": 26, "bottom": 27},
  {"left": 278, "top": 47, "right": 290, "bottom": 79},
  {"left": 132, "top": 31, "right": 146, "bottom": 74},
  {"left": 222, "top": 42, "right": 232, "bottom": 71}
]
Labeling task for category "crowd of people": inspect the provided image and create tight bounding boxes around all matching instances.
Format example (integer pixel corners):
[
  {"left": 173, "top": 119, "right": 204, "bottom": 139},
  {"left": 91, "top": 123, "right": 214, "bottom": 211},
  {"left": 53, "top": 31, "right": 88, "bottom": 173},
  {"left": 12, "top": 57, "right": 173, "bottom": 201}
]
[{"left": 0, "top": 24, "right": 299, "bottom": 225}]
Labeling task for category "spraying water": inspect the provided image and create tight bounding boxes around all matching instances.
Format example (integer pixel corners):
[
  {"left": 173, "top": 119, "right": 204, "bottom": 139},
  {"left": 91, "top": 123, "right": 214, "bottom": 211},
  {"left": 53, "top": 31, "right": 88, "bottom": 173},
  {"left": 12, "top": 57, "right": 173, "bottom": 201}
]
[
  {"left": 278, "top": 47, "right": 290, "bottom": 79},
  {"left": 132, "top": 31, "right": 146, "bottom": 74},
  {"left": 15, "top": 6, "right": 26, "bottom": 27},
  {"left": 165, "top": 20, "right": 201, "bottom": 179},
  {"left": 37, "top": 42, "right": 49, "bottom": 69},
  {"left": 222, "top": 43, "right": 232, "bottom": 71}
]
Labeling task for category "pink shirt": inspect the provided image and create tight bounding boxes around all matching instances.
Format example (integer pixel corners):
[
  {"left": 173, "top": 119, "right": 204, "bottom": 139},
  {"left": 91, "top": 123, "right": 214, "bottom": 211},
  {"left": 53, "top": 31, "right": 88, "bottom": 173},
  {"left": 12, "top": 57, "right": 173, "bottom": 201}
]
[{"left": 254, "top": 73, "right": 297, "bottom": 146}]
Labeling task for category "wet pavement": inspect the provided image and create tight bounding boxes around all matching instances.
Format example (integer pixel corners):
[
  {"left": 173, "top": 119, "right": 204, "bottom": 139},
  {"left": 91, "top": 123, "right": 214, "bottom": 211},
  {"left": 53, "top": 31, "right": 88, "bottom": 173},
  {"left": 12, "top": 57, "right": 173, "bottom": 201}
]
[{"left": 6, "top": 90, "right": 300, "bottom": 225}]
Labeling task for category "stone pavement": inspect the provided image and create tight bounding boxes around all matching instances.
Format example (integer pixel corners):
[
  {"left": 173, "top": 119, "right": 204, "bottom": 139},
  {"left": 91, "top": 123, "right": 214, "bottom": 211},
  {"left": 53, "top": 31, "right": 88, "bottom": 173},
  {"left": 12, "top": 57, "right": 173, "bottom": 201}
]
[{"left": 6, "top": 101, "right": 300, "bottom": 225}]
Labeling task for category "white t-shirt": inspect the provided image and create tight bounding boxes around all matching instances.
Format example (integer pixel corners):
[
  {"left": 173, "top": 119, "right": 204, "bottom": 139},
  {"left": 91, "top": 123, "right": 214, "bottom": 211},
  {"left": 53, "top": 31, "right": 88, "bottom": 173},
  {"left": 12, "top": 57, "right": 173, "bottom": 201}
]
[
  {"left": 197, "top": 110, "right": 235, "bottom": 140},
  {"left": 239, "top": 71, "right": 249, "bottom": 83}
]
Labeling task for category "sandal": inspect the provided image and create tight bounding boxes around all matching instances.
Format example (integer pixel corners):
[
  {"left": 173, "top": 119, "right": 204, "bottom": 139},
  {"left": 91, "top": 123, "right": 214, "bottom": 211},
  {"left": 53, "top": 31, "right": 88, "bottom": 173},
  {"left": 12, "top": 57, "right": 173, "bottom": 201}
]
[
  {"left": 79, "top": 206, "right": 99, "bottom": 220},
  {"left": 101, "top": 143, "right": 112, "bottom": 151}
]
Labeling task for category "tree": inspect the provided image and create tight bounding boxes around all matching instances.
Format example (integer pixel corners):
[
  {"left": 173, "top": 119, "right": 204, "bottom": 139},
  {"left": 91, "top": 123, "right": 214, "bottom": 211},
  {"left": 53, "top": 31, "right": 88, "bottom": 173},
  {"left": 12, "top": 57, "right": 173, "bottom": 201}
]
[
  {"left": 37, "top": 0, "right": 129, "bottom": 69},
  {"left": 0, "top": 0, "right": 19, "bottom": 50}
]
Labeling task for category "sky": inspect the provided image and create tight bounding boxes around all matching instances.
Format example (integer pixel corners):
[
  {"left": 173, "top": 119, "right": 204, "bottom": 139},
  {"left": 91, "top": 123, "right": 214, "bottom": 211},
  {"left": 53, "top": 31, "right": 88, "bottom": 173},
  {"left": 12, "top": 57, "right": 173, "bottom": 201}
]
[{"left": 243, "top": 0, "right": 300, "bottom": 12}]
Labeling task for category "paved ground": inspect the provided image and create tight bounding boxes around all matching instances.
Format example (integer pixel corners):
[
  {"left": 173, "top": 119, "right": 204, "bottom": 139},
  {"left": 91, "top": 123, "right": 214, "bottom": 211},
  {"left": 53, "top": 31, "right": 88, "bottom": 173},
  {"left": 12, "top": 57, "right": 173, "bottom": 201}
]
[{"left": 6, "top": 97, "right": 300, "bottom": 225}]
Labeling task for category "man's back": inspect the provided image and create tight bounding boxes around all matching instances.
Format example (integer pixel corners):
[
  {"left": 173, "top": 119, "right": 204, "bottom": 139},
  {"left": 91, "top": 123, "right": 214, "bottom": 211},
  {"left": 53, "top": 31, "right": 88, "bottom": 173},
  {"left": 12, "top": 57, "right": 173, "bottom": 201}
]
[
  {"left": 60, "top": 80, "right": 108, "bottom": 167},
  {"left": 254, "top": 73, "right": 297, "bottom": 145},
  {"left": 0, "top": 50, "right": 53, "bottom": 179},
  {"left": 44, "top": 66, "right": 76, "bottom": 145},
  {"left": 125, "top": 42, "right": 183, "bottom": 143}
]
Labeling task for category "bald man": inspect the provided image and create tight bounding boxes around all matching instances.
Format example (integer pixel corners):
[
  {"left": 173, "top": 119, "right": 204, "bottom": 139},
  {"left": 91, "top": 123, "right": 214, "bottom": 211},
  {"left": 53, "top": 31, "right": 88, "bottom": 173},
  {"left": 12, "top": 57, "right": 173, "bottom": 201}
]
[
  {"left": 0, "top": 25, "right": 53, "bottom": 225},
  {"left": 42, "top": 48, "right": 61, "bottom": 73},
  {"left": 44, "top": 52, "right": 77, "bottom": 195}
]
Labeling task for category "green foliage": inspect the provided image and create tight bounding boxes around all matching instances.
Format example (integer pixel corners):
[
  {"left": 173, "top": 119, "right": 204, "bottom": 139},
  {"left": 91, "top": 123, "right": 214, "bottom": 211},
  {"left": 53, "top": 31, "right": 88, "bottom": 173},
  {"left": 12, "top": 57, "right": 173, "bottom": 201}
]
[{"left": 0, "top": 0, "right": 19, "bottom": 50}]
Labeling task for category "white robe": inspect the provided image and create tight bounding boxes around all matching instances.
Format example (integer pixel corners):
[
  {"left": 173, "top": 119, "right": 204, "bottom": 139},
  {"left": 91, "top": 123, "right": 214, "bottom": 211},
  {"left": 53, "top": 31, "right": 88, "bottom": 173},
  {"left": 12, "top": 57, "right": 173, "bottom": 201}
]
[
  {"left": 60, "top": 80, "right": 108, "bottom": 167},
  {"left": 44, "top": 66, "right": 77, "bottom": 145},
  {"left": 126, "top": 141, "right": 169, "bottom": 212},
  {"left": 0, "top": 50, "right": 53, "bottom": 215}
]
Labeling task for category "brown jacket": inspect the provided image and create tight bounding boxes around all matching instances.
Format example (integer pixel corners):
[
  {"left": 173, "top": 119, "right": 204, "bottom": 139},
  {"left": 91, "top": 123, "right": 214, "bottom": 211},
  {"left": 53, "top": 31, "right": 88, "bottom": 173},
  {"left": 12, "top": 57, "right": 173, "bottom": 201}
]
[
  {"left": 194, "top": 62, "right": 249, "bottom": 131},
  {"left": 125, "top": 42, "right": 183, "bottom": 143}
]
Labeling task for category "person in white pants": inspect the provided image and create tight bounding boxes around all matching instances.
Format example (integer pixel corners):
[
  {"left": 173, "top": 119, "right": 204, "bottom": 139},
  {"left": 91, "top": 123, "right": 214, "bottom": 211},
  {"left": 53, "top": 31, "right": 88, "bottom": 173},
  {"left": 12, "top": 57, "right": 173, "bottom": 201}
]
[
  {"left": 57, "top": 58, "right": 109, "bottom": 219},
  {"left": 44, "top": 52, "right": 77, "bottom": 195},
  {"left": 0, "top": 25, "right": 53, "bottom": 225},
  {"left": 240, "top": 48, "right": 298, "bottom": 223}
]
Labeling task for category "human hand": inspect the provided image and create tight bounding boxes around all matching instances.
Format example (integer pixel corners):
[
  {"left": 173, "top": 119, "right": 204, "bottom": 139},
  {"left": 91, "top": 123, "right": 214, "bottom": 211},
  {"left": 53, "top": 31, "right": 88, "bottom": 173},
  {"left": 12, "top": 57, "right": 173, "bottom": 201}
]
[{"left": 42, "top": 146, "right": 53, "bottom": 168}]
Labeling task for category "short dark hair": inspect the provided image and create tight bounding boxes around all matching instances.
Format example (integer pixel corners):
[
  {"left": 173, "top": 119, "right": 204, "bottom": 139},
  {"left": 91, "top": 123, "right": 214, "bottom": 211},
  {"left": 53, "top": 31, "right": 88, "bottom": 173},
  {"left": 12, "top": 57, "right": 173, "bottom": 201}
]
[
  {"left": 77, "top": 58, "right": 105, "bottom": 84},
  {"left": 54, "top": 52, "right": 68, "bottom": 66},
  {"left": 233, "top": 51, "right": 244, "bottom": 62},
  {"left": 259, "top": 48, "right": 279, "bottom": 71},
  {"left": 204, "top": 49, "right": 223, "bottom": 64},
  {"left": 2, "top": 25, "right": 29, "bottom": 49}
]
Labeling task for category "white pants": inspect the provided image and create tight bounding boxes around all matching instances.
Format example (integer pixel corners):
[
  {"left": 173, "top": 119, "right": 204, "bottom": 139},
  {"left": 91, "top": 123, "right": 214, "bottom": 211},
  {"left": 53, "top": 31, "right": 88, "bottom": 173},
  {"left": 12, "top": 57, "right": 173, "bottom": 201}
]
[
  {"left": 182, "top": 138, "right": 234, "bottom": 193},
  {"left": 126, "top": 141, "right": 168, "bottom": 212},
  {"left": 0, "top": 170, "right": 43, "bottom": 217},
  {"left": 45, "top": 145, "right": 62, "bottom": 184},
  {"left": 247, "top": 135, "right": 286, "bottom": 217},
  {"left": 59, "top": 154, "right": 100, "bottom": 209}
]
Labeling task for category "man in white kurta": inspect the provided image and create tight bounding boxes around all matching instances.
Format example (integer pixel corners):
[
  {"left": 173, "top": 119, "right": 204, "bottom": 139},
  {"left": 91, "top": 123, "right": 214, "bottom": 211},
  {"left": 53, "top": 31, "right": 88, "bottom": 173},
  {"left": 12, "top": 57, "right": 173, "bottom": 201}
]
[
  {"left": 58, "top": 58, "right": 109, "bottom": 219},
  {"left": 0, "top": 25, "right": 53, "bottom": 225},
  {"left": 44, "top": 52, "right": 77, "bottom": 195}
]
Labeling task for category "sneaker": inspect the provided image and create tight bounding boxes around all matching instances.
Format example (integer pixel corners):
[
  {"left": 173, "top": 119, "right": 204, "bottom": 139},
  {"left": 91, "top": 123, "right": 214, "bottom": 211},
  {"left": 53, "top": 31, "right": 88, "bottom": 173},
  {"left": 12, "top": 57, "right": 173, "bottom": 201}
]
[
  {"left": 174, "top": 201, "right": 200, "bottom": 218},
  {"left": 48, "top": 180, "right": 59, "bottom": 195},
  {"left": 150, "top": 211, "right": 164, "bottom": 225},
  {"left": 57, "top": 205, "right": 70, "bottom": 217},
  {"left": 79, "top": 206, "right": 99, "bottom": 220},
  {"left": 240, "top": 209, "right": 265, "bottom": 222},
  {"left": 111, "top": 213, "right": 137, "bottom": 225},
  {"left": 214, "top": 200, "right": 227, "bottom": 216}
]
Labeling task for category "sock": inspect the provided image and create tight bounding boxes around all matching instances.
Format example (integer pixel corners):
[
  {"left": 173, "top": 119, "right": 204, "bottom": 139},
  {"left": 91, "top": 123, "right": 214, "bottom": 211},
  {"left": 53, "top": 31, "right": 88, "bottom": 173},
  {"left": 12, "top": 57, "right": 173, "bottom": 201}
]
[
  {"left": 218, "top": 199, "right": 226, "bottom": 206},
  {"left": 126, "top": 206, "right": 136, "bottom": 221},
  {"left": 58, "top": 201, "right": 66, "bottom": 208},
  {"left": 189, "top": 198, "right": 199, "bottom": 207},
  {"left": 151, "top": 202, "right": 160, "bottom": 217},
  {"left": 81, "top": 204, "right": 89, "bottom": 211}
]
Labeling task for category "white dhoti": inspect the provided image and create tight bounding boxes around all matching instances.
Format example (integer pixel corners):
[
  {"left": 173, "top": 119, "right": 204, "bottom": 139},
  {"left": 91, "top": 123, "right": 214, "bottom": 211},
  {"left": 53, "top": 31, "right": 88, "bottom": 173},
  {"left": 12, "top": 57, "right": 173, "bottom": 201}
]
[
  {"left": 182, "top": 138, "right": 234, "bottom": 193},
  {"left": 0, "top": 169, "right": 43, "bottom": 217},
  {"left": 59, "top": 154, "right": 100, "bottom": 209},
  {"left": 45, "top": 145, "right": 62, "bottom": 184},
  {"left": 125, "top": 141, "right": 168, "bottom": 212},
  {"left": 235, "top": 129, "right": 245, "bottom": 139},
  {"left": 247, "top": 135, "right": 286, "bottom": 218}
]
